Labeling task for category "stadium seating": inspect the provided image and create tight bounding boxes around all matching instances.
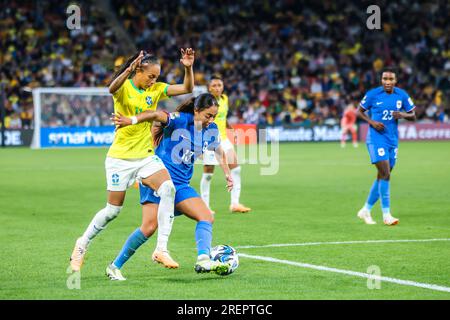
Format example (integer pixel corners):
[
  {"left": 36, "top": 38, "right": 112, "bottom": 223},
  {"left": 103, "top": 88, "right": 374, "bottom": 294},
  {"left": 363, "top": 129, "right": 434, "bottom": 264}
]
[{"left": 1, "top": 0, "right": 448, "bottom": 128}]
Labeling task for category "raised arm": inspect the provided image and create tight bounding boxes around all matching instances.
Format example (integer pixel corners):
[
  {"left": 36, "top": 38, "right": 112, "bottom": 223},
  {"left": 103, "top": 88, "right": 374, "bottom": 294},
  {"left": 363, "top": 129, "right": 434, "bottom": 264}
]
[
  {"left": 166, "top": 48, "right": 195, "bottom": 97},
  {"left": 109, "top": 51, "right": 144, "bottom": 94}
]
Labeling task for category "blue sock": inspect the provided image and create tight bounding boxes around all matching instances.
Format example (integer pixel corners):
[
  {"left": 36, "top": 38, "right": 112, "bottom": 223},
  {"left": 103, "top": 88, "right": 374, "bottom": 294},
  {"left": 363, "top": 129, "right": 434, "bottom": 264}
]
[
  {"left": 364, "top": 179, "right": 380, "bottom": 210},
  {"left": 378, "top": 179, "right": 391, "bottom": 216},
  {"left": 113, "top": 228, "right": 148, "bottom": 269},
  {"left": 195, "top": 221, "right": 212, "bottom": 257}
]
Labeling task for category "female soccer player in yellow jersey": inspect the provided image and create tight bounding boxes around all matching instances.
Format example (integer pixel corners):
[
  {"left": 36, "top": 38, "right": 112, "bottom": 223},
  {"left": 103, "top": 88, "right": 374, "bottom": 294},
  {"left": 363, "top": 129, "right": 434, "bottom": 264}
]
[
  {"left": 69, "top": 48, "right": 195, "bottom": 272},
  {"left": 200, "top": 75, "right": 251, "bottom": 213}
]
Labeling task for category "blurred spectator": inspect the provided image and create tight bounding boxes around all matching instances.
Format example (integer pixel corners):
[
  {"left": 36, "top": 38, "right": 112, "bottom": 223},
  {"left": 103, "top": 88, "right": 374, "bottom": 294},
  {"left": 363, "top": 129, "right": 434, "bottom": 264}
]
[
  {"left": 111, "top": 0, "right": 449, "bottom": 126},
  {"left": 0, "top": 0, "right": 120, "bottom": 128},
  {"left": 1, "top": 0, "right": 448, "bottom": 128}
]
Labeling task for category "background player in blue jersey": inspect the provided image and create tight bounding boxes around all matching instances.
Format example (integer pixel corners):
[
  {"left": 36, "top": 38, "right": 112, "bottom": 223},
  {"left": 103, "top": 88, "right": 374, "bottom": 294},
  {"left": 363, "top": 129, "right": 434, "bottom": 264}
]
[
  {"left": 105, "top": 93, "right": 234, "bottom": 280},
  {"left": 356, "top": 67, "right": 416, "bottom": 225}
]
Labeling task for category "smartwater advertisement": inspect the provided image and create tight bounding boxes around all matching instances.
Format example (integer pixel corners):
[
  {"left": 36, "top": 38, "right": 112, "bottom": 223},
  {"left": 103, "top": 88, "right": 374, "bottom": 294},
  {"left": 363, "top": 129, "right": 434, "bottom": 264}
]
[{"left": 40, "top": 126, "right": 115, "bottom": 148}]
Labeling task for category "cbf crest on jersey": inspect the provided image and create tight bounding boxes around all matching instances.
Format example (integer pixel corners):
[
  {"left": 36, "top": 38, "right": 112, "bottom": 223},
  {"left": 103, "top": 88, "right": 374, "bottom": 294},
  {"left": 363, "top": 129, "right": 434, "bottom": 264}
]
[
  {"left": 146, "top": 96, "right": 153, "bottom": 106},
  {"left": 396, "top": 100, "right": 402, "bottom": 109}
]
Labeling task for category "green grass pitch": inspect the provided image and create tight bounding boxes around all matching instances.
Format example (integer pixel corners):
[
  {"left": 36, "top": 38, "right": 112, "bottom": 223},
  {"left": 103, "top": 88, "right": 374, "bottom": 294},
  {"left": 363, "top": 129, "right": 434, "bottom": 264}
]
[{"left": 1, "top": 142, "right": 449, "bottom": 300}]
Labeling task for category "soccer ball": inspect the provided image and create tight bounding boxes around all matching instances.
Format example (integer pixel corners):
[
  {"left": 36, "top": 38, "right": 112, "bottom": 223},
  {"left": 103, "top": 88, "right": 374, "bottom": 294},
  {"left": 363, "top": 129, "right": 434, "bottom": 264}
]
[{"left": 210, "top": 245, "right": 239, "bottom": 275}]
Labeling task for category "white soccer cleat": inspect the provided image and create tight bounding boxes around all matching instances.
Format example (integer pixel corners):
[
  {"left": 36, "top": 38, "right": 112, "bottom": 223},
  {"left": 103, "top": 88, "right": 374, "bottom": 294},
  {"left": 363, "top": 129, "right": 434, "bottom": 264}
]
[
  {"left": 105, "top": 263, "right": 126, "bottom": 281},
  {"left": 69, "top": 237, "right": 87, "bottom": 272},
  {"left": 194, "top": 255, "right": 230, "bottom": 275},
  {"left": 357, "top": 208, "right": 376, "bottom": 225},
  {"left": 383, "top": 214, "right": 399, "bottom": 226}
]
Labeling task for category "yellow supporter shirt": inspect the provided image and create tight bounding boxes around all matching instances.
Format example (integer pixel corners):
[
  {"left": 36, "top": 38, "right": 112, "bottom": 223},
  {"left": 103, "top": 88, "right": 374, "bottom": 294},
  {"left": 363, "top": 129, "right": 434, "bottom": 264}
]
[
  {"left": 214, "top": 94, "right": 229, "bottom": 141},
  {"left": 107, "top": 79, "right": 169, "bottom": 159}
]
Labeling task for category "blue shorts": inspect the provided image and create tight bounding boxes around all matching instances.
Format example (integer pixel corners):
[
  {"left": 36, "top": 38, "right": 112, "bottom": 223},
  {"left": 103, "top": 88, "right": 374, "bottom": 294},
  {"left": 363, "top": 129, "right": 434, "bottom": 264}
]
[
  {"left": 367, "top": 144, "right": 398, "bottom": 169},
  {"left": 139, "top": 183, "right": 200, "bottom": 216}
]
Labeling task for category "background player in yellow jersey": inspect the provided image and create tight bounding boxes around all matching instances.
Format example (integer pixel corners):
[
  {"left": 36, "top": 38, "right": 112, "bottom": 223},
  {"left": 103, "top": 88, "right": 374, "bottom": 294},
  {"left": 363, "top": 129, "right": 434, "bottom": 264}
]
[
  {"left": 69, "top": 48, "right": 195, "bottom": 272},
  {"left": 200, "top": 75, "right": 251, "bottom": 213}
]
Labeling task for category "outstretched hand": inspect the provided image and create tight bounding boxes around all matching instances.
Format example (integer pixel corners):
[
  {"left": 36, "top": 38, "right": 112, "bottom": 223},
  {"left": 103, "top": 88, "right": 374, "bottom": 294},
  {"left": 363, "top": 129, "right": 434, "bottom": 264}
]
[
  {"left": 180, "top": 48, "right": 195, "bottom": 68},
  {"left": 126, "top": 51, "right": 144, "bottom": 73},
  {"left": 111, "top": 112, "right": 132, "bottom": 129}
]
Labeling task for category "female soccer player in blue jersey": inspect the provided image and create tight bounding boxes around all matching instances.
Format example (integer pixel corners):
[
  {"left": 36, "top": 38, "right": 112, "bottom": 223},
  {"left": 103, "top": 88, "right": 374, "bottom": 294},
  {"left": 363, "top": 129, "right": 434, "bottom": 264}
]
[
  {"left": 69, "top": 49, "right": 195, "bottom": 272},
  {"left": 105, "top": 93, "right": 234, "bottom": 280},
  {"left": 356, "top": 67, "right": 416, "bottom": 225}
]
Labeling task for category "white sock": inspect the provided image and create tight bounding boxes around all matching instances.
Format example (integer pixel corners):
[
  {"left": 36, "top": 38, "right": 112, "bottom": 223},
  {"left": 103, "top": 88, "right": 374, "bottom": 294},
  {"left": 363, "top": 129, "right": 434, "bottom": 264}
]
[
  {"left": 197, "top": 254, "right": 210, "bottom": 262},
  {"left": 200, "top": 173, "right": 213, "bottom": 208},
  {"left": 80, "top": 203, "right": 122, "bottom": 247},
  {"left": 156, "top": 181, "right": 176, "bottom": 252},
  {"left": 230, "top": 166, "right": 241, "bottom": 205}
]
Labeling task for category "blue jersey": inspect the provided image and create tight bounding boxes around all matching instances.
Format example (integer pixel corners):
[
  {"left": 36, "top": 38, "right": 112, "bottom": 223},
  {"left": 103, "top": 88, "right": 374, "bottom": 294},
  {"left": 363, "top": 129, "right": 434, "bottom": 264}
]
[
  {"left": 360, "top": 86, "right": 415, "bottom": 146},
  {"left": 156, "top": 112, "right": 220, "bottom": 185}
]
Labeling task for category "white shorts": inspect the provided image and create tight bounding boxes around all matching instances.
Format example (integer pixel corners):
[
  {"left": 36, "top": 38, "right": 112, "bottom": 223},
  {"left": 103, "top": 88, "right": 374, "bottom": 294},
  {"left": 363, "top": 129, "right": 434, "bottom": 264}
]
[
  {"left": 202, "top": 139, "right": 234, "bottom": 166},
  {"left": 105, "top": 155, "right": 166, "bottom": 191}
]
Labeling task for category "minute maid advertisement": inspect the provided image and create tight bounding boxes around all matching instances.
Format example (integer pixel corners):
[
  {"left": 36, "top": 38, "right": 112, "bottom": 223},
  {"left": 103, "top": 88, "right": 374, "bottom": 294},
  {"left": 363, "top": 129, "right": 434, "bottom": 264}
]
[{"left": 40, "top": 126, "right": 115, "bottom": 148}]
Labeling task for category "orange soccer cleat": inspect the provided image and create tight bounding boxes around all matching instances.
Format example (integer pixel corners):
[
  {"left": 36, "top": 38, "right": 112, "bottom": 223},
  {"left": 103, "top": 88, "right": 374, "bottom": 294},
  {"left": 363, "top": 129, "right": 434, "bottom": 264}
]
[
  {"left": 229, "top": 204, "right": 252, "bottom": 213},
  {"left": 152, "top": 250, "right": 179, "bottom": 269},
  {"left": 383, "top": 214, "right": 399, "bottom": 226},
  {"left": 69, "top": 238, "right": 87, "bottom": 272}
]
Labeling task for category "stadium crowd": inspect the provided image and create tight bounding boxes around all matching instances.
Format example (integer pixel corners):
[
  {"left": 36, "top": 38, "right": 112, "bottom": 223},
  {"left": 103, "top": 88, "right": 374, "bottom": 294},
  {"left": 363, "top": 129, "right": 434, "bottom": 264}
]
[
  {"left": 1, "top": 0, "right": 449, "bottom": 128},
  {"left": 0, "top": 0, "right": 119, "bottom": 128}
]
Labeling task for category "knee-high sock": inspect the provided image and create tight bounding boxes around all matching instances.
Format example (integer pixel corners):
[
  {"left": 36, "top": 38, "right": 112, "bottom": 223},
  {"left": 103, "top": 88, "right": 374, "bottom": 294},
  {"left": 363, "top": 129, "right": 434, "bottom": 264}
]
[
  {"left": 230, "top": 166, "right": 241, "bottom": 205},
  {"left": 364, "top": 180, "right": 380, "bottom": 211},
  {"left": 113, "top": 228, "right": 148, "bottom": 269},
  {"left": 378, "top": 179, "right": 391, "bottom": 215},
  {"left": 200, "top": 173, "right": 213, "bottom": 208},
  {"left": 195, "top": 221, "right": 213, "bottom": 257},
  {"left": 156, "top": 181, "right": 176, "bottom": 252},
  {"left": 80, "top": 203, "right": 122, "bottom": 247}
]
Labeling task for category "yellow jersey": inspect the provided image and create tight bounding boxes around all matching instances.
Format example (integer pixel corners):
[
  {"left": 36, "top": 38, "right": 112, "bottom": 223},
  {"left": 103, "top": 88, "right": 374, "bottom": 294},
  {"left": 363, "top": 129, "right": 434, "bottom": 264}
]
[
  {"left": 107, "top": 79, "right": 169, "bottom": 159},
  {"left": 214, "top": 94, "right": 229, "bottom": 141}
]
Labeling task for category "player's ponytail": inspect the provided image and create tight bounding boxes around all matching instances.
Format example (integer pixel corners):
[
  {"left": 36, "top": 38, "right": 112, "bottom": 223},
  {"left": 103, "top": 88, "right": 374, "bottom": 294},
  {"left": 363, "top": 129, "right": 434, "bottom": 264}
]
[
  {"left": 176, "top": 97, "right": 196, "bottom": 114},
  {"left": 108, "top": 51, "right": 160, "bottom": 86},
  {"left": 176, "top": 93, "right": 218, "bottom": 114},
  {"left": 152, "top": 97, "right": 195, "bottom": 146}
]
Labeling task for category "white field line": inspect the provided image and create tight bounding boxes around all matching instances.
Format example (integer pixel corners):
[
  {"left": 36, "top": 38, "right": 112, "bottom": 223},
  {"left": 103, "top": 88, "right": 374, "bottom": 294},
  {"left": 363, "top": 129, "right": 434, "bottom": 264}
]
[
  {"left": 236, "top": 238, "right": 450, "bottom": 249},
  {"left": 238, "top": 253, "right": 450, "bottom": 293}
]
